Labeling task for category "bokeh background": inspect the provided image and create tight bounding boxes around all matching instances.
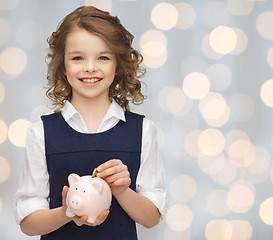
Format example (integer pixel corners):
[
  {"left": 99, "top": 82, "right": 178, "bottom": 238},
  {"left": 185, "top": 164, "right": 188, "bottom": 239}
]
[{"left": 1, "top": 0, "right": 273, "bottom": 239}]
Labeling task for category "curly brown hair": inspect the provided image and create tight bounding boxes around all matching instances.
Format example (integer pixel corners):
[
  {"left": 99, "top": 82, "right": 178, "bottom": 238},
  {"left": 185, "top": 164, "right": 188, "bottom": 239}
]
[{"left": 46, "top": 6, "right": 146, "bottom": 111}]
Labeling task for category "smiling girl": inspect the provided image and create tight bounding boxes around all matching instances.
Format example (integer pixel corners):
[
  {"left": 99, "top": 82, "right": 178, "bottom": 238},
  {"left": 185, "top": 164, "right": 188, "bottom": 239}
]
[{"left": 14, "top": 6, "right": 167, "bottom": 240}]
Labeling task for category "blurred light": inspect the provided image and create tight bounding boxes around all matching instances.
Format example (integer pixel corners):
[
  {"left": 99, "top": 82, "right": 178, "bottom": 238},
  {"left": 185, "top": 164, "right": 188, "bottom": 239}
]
[
  {"left": 170, "top": 175, "right": 197, "bottom": 202},
  {"left": 198, "top": 128, "right": 225, "bottom": 156},
  {"left": 205, "top": 219, "right": 232, "bottom": 240},
  {"left": 8, "top": 119, "right": 32, "bottom": 147},
  {"left": 207, "top": 189, "right": 230, "bottom": 217},
  {"left": 247, "top": 147, "right": 270, "bottom": 174},
  {"left": 227, "top": 184, "right": 255, "bottom": 213},
  {"left": 180, "top": 56, "right": 208, "bottom": 78},
  {"left": 260, "top": 79, "right": 273, "bottom": 107},
  {"left": 202, "top": 34, "right": 224, "bottom": 59},
  {"left": 229, "top": 144, "right": 255, "bottom": 168},
  {"left": 229, "top": 220, "right": 253, "bottom": 240},
  {"left": 259, "top": 198, "right": 273, "bottom": 225},
  {"left": 142, "top": 49, "right": 167, "bottom": 69},
  {"left": 0, "top": 18, "right": 11, "bottom": 45},
  {"left": 228, "top": 139, "right": 252, "bottom": 159},
  {"left": 204, "top": 1, "right": 230, "bottom": 28},
  {"left": 151, "top": 3, "right": 178, "bottom": 30},
  {"left": 225, "top": 130, "right": 250, "bottom": 154},
  {"left": 166, "top": 204, "right": 193, "bottom": 231},
  {"left": 230, "top": 94, "right": 255, "bottom": 121},
  {"left": 141, "top": 41, "right": 165, "bottom": 57},
  {"left": 0, "top": 0, "right": 19, "bottom": 10},
  {"left": 211, "top": 160, "right": 237, "bottom": 185},
  {"left": 84, "top": 0, "right": 112, "bottom": 11},
  {"left": 140, "top": 30, "right": 167, "bottom": 48},
  {"left": 206, "top": 64, "right": 232, "bottom": 91},
  {"left": 164, "top": 226, "right": 191, "bottom": 240},
  {"left": 198, "top": 153, "right": 226, "bottom": 174},
  {"left": 0, "top": 157, "right": 10, "bottom": 183},
  {"left": 158, "top": 86, "right": 186, "bottom": 114},
  {"left": 0, "top": 120, "right": 8, "bottom": 144},
  {"left": 17, "top": 22, "right": 44, "bottom": 49},
  {"left": 199, "top": 92, "right": 230, "bottom": 127},
  {"left": 267, "top": 46, "right": 273, "bottom": 69},
  {"left": 256, "top": 11, "right": 273, "bottom": 39},
  {"left": 174, "top": 2, "right": 196, "bottom": 30},
  {"left": 229, "top": 28, "right": 248, "bottom": 55},
  {"left": 0, "top": 47, "right": 27, "bottom": 75},
  {"left": 185, "top": 129, "right": 203, "bottom": 157},
  {"left": 0, "top": 82, "right": 5, "bottom": 103},
  {"left": 209, "top": 26, "right": 237, "bottom": 54},
  {"left": 183, "top": 72, "right": 210, "bottom": 100},
  {"left": 227, "top": 0, "right": 254, "bottom": 16}
]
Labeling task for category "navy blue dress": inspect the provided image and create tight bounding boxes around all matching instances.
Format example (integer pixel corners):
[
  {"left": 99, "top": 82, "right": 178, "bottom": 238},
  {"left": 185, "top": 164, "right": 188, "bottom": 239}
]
[{"left": 40, "top": 111, "right": 144, "bottom": 240}]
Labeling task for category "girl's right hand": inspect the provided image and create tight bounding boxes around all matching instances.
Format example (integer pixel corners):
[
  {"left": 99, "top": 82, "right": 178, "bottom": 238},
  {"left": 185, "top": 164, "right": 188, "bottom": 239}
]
[{"left": 61, "top": 186, "right": 110, "bottom": 227}]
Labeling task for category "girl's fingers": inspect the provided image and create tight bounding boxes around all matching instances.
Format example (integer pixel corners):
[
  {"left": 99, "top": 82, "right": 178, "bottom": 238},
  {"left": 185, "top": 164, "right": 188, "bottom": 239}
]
[{"left": 104, "top": 171, "right": 130, "bottom": 184}]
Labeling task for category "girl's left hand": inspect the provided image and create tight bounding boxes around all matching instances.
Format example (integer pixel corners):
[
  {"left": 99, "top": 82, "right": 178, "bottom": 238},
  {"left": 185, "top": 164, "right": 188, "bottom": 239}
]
[{"left": 97, "top": 159, "right": 131, "bottom": 196}]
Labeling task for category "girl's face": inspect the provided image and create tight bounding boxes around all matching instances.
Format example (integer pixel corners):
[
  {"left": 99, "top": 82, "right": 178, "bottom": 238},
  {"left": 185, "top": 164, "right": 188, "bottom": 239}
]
[{"left": 64, "top": 28, "right": 117, "bottom": 104}]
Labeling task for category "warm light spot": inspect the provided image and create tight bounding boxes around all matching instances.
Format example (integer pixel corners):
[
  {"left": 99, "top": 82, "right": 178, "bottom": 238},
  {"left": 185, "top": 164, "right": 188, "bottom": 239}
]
[
  {"left": 227, "top": 184, "right": 255, "bottom": 213},
  {"left": 142, "top": 50, "right": 168, "bottom": 69},
  {"left": 141, "top": 41, "right": 166, "bottom": 57},
  {"left": 164, "top": 226, "right": 191, "bottom": 240},
  {"left": 166, "top": 204, "right": 193, "bottom": 231},
  {"left": 174, "top": 2, "right": 196, "bottom": 30},
  {"left": 229, "top": 144, "right": 255, "bottom": 168},
  {"left": 198, "top": 128, "right": 225, "bottom": 156},
  {"left": 0, "top": 82, "right": 5, "bottom": 103},
  {"left": 84, "top": 0, "right": 112, "bottom": 11},
  {"left": 225, "top": 130, "right": 250, "bottom": 154},
  {"left": 202, "top": 34, "right": 224, "bottom": 60},
  {"left": 206, "top": 64, "right": 232, "bottom": 91},
  {"left": 204, "top": 1, "right": 230, "bottom": 28},
  {"left": 8, "top": 119, "right": 32, "bottom": 147},
  {"left": 211, "top": 160, "right": 237, "bottom": 185},
  {"left": 228, "top": 139, "right": 252, "bottom": 159},
  {"left": 0, "top": 18, "right": 11, "bottom": 45},
  {"left": 256, "top": 11, "right": 273, "bottom": 39},
  {"left": 180, "top": 56, "right": 208, "bottom": 78},
  {"left": 185, "top": 130, "right": 203, "bottom": 158},
  {"left": 260, "top": 79, "right": 273, "bottom": 107},
  {"left": 207, "top": 189, "right": 230, "bottom": 217},
  {"left": 0, "top": 47, "right": 27, "bottom": 75},
  {"left": 209, "top": 26, "right": 237, "bottom": 54},
  {"left": 199, "top": 92, "right": 230, "bottom": 127},
  {"left": 227, "top": 0, "right": 254, "bottom": 16},
  {"left": 0, "top": 0, "right": 19, "bottom": 10},
  {"left": 158, "top": 86, "right": 186, "bottom": 114},
  {"left": 247, "top": 147, "right": 270, "bottom": 174},
  {"left": 198, "top": 153, "right": 226, "bottom": 174},
  {"left": 205, "top": 219, "right": 232, "bottom": 240},
  {"left": 229, "top": 28, "right": 248, "bottom": 55},
  {"left": 0, "top": 157, "right": 10, "bottom": 183},
  {"left": 140, "top": 30, "right": 167, "bottom": 49},
  {"left": 267, "top": 46, "right": 273, "bottom": 69},
  {"left": 230, "top": 94, "right": 255, "bottom": 121},
  {"left": 0, "top": 120, "right": 8, "bottom": 144},
  {"left": 183, "top": 72, "right": 210, "bottom": 100},
  {"left": 151, "top": 3, "right": 178, "bottom": 30},
  {"left": 230, "top": 220, "right": 253, "bottom": 240},
  {"left": 170, "top": 175, "right": 197, "bottom": 202},
  {"left": 259, "top": 198, "right": 273, "bottom": 225}
]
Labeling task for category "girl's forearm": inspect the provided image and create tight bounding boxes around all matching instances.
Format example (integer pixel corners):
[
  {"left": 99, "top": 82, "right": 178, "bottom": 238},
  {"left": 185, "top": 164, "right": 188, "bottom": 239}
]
[
  {"left": 114, "top": 188, "right": 160, "bottom": 228},
  {"left": 20, "top": 207, "right": 71, "bottom": 236}
]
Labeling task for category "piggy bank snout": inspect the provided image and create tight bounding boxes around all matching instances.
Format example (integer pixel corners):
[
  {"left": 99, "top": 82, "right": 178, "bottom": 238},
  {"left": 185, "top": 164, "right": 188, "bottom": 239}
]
[{"left": 68, "top": 195, "right": 84, "bottom": 210}]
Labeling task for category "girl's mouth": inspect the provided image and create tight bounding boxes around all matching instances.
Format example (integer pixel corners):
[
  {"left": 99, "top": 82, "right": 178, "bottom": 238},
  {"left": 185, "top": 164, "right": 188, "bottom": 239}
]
[{"left": 79, "top": 78, "right": 102, "bottom": 83}]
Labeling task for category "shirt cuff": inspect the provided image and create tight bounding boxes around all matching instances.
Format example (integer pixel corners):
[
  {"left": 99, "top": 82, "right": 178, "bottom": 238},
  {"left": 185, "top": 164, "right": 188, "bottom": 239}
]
[
  {"left": 138, "top": 190, "right": 168, "bottom": 219},
  {"left": 14, "top": 197, "right": 49, "bottom": 224}
]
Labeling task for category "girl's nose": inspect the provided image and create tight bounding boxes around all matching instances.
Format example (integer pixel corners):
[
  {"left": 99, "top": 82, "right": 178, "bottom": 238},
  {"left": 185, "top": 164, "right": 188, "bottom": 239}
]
[{"left": 83, "top": 61, "right": 97, "bottom": 73}]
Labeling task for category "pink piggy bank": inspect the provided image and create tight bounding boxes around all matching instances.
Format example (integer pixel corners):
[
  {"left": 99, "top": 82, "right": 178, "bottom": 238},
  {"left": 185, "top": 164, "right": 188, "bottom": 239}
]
[{"left": 66, "top": 173, "right": 112, "bottom": 223}]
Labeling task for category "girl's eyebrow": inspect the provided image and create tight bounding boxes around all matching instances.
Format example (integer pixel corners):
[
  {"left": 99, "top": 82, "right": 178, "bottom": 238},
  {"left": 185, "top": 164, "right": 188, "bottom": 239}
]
[{"left": 67, "top": 50, "right": 114, "bottom": 55}]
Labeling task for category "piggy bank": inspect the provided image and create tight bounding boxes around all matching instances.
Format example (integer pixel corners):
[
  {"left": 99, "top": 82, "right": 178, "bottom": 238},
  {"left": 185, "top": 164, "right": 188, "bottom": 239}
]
[{"left": 66, "top": 173, "right": 112, "bottom": 223}]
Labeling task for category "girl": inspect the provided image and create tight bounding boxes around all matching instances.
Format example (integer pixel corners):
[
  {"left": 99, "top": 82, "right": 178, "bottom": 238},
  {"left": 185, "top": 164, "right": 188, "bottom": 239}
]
[{"left": 14, "top": 6, "right": 167, "bottom": 240}]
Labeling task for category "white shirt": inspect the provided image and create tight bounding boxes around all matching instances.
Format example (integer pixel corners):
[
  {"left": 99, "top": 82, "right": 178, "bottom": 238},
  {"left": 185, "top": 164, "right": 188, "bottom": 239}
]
[{"left": 14, "top": 101, "right": 167, "bottom": 224}]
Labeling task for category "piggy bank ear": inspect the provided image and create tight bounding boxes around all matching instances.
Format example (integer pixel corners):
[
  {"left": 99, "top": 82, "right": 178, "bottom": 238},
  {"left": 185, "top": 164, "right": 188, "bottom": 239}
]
[
  {"left": 68, "top": 173, "right": 80, "bottom": 185},
  {"left": 92, "top": 181, "right": 103, "bottom": 195}
]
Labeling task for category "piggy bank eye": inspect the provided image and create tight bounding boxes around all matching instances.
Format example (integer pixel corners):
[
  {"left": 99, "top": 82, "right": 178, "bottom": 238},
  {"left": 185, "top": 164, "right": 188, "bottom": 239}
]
[
  {"left": 76, "top": 188, "right": 78, "bottom": 190},
  {"left": 83, "top": 190, "right": 86, "bottom": 193}
]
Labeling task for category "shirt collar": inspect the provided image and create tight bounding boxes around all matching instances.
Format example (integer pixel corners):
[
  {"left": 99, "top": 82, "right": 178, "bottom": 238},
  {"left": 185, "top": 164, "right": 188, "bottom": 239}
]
[{"left": 61, "top": 100, "right": 126, "bottom": 123}]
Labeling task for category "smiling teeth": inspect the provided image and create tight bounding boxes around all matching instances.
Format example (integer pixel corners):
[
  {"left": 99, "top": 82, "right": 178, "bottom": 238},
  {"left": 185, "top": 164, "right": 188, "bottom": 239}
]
[{"left": 81, "top": 78, "right": 101, "bottom": 83}]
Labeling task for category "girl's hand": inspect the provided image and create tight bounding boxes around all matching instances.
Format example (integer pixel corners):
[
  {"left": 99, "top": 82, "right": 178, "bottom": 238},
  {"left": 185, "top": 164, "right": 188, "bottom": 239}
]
[
  {"left": 61, "top": 186, "right": 110, "bottom": 227},
  {"left": 97, "top": 159, "right": 131, "bottom": 196}
]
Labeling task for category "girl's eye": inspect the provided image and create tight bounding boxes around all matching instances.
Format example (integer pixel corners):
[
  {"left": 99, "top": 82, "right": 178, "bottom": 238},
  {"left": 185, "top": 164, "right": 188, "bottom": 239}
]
[
  {"left": 73, "top": 56, "right": 83, "bottom": 61},
  {"left": 99, "top": 56, "right": 109, "bottom": 60}
]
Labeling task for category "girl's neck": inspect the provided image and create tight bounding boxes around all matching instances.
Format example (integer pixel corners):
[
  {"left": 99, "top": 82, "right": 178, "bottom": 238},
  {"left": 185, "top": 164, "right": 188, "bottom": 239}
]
[{"left": 70, "top": 96, "right": 111, "bottom": 133}]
